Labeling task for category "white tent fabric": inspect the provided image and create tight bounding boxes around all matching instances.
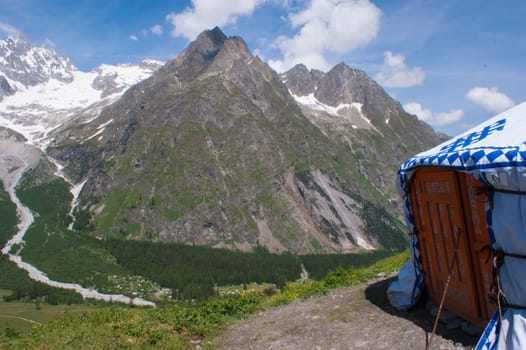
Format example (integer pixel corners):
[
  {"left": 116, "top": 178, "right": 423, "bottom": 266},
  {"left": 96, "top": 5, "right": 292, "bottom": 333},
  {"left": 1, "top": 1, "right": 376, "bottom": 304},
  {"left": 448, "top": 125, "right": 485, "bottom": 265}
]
[{"left": 386, "top": 101, "right": 526, "bottom": 349}]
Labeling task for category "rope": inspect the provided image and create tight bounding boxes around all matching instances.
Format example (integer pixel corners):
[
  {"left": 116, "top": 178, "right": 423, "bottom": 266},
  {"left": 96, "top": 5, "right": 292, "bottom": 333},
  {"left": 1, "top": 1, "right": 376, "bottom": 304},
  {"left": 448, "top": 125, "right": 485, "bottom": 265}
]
[
  {"left": 426, "top": 227, "right": 462, "bottom": 350},
  {"left": 492, "top": 253, "right": 508, "bottom": 350},
  {"left": 485, "top": 247, "right": 526, "bottom": 310},
  {"left": 482, "top": 246, "right": 526, "bottom": 350}
]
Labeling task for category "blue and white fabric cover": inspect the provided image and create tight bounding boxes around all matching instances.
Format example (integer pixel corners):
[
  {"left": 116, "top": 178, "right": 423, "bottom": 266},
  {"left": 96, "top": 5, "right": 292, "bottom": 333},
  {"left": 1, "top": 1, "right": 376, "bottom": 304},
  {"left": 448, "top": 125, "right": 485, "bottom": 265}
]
[{"left": 386, "top": 101, "right": 526, "bottom": 349}]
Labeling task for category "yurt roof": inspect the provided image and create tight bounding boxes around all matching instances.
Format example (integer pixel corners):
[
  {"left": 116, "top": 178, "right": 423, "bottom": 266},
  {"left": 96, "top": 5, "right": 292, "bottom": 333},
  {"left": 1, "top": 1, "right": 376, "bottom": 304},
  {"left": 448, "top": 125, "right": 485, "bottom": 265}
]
[{"left": 398, "top": 101, "right": 526, "bottom": 193}]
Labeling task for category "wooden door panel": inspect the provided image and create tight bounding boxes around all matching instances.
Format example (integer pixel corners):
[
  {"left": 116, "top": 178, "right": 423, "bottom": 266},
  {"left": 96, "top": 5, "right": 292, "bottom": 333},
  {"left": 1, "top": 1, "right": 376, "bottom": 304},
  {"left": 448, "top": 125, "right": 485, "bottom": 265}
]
[
  {"left": 458, "top": 173, "right": 496, "bottom": 325},
  {"left": 410, "top": 169, "right": 481, "bottom": 324}
]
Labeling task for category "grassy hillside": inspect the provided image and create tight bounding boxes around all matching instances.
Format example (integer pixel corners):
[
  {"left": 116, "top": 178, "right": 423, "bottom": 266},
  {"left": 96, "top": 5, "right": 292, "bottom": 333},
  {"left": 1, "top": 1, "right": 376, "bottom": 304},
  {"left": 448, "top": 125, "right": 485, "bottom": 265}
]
[
  {"left": 0, "top": 186, "right": 17, "bottom": 246},
  {"left": 1, "top": 169, "right": 410, "bottom": 349},
  {"left": 0, "top": 183, "right": 84, "bottom": 305},
  {"left": 2, "top": 167, "right": 406, "bottom": 304},
  {"left": 0, "top": 300, "right": 95, "bottom": 334},
  {"left": 15, "top": 169, "right": 148, "bottom": 297},
  {"left": 0, "top": 251, "right": 409, "bottom": 349}
]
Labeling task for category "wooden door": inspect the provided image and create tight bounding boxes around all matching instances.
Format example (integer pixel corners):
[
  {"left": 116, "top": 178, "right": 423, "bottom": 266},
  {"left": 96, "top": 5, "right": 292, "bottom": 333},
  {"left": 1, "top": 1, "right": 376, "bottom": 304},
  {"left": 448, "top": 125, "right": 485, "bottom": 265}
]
[{"left": 410, "top": 168, "right": 493, "bottom": 327}]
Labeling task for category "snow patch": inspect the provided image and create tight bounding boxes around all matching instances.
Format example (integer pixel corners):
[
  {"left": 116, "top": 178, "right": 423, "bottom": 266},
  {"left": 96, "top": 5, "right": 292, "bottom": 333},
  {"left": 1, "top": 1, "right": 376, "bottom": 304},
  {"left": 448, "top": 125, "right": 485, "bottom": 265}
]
[
  {"left": 68, "top": 179, "right": 87, "bottom": 230},
  {"left": 94, "top": 63, "right": 157, "bottom": 90},
  {"left": 83, "top": 118, "right": 113, "bottom": 143},
  {"left": 290, "top": 91, "right": 384, "bottom": 135},
  {"left": 290, "top": 92, "right": 369, "bottom": 126},
  {"left": 141, "top": 59, "right": 164, "bottom": 66}
]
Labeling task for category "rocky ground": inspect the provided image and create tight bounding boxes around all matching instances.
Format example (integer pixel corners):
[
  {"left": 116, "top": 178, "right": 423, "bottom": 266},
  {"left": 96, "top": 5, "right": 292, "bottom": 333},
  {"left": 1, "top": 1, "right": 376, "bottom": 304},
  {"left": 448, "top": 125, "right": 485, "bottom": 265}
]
[{"left": 213, "top": 276, "right": 481, "bottom": 350}]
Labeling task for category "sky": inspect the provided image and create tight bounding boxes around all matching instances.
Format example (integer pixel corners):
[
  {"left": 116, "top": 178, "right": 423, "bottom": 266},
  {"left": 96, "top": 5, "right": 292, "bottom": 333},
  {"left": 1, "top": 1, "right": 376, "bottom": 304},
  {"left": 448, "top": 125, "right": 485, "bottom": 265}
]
[{"left": 0, "top": 0, "right": 525, "bottom": 136}]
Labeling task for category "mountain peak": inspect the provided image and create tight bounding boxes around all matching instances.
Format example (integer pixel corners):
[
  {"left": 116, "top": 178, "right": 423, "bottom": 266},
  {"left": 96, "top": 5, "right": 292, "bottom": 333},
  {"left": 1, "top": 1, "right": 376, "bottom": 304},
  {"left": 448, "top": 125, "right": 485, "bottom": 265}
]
[
  {"left": 198, "top": 26, "right": 227, "bottom": 45},
  {"left": 284, "top": 60, "right": 424, "bottom": 132},
  {"left": 324, "top": 62, "right": 369, "bottom": 84},
  {"left": 285, "top": 64, "right": 309, "bottom": 76},
  {"left": 0, "top": 33, "right": 76, "bottom": 86},
  {"left": 161, "top": 26, "right": 257, "bottom": 84},
  {"left": 331, "top": 61, "right": 352, "bottom": 71},
  {"left": 169, "top": 27, "right": 228, "bottom": 81}
]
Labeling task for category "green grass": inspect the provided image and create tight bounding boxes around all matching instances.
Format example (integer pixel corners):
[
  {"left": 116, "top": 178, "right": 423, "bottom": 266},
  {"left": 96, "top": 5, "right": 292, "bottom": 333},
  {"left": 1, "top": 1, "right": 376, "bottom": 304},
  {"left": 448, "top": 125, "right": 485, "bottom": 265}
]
[
  {"left": 19, "top": 219, "right": 131, "bottom": 294},
  {"left": 0, "top": 251, "right": 409, "bottom": 349},
  {"left": 268, "top": 250, "right": 409, "bottom": 305},
  {"left": 309, "top": 237, "right": 323, "bottom": 252},
  {"left": 0, "top": 290, "right": 12, "bottom": 299},
  {"left": 0, "top": 302, "right": 94, "bottom": 334},
  {"left": 95, "top": 189, "right": 131, "bottom": 235},
  {"left": 0, "top": 187, "right": 17, "bottom": 247},
  {"left": 100, "top": 190, "right": 128, "bottom": 223},
  {"left": 214, "top": 283, "right": 276, "bottom": 298}
]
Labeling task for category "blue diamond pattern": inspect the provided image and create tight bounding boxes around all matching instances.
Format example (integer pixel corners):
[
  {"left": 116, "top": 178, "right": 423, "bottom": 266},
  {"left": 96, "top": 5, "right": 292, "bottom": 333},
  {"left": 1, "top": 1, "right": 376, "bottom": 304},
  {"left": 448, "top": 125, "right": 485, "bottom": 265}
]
[
  {"left": 505, "top": 149, "right": 517, "bottom": 161},
  {"left": 472, "top": 150, "right": 487, "bottom": 163},
  {"left": 486, "top": 150, "right": 504, "bottom": 162},
  {"left": 447, "top": 153, "right": 459, "bottom": 164}
]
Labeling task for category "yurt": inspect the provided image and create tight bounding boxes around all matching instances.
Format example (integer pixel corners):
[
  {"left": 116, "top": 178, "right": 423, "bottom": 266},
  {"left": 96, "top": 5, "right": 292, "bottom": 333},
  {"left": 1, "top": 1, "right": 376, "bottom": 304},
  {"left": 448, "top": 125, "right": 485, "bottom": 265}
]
[{"left": 387, "top": 101, "right": 526, "bottom": 349}]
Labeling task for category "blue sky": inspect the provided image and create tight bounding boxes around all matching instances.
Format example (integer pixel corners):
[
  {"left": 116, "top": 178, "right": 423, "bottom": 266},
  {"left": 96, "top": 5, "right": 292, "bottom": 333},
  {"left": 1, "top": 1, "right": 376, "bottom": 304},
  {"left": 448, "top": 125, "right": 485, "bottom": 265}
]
[{"left": 1, "top": 0, "right": 525, "bottom": 136}]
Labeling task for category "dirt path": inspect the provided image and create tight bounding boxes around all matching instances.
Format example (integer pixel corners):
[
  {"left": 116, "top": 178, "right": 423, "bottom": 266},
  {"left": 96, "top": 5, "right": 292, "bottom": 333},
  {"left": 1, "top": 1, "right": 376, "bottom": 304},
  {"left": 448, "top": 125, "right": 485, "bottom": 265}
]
[
  {"left": 0, "top": 314, "right": 42, "bottom": 325},
  {"left": 214, "top": 277, "right": 480, "bottom": 350}
]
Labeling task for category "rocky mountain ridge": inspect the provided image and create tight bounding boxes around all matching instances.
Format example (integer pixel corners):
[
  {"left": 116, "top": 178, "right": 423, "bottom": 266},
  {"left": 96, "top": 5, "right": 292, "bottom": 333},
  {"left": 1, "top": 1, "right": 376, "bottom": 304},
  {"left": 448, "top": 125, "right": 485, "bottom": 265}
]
[
  {"left": 45, "top": 27, "right": 444, "bottom": 253},
  {"left": 1, "top": 27, "right": 445, "bottom": 254},
  {"left": 283, "top": 63, "right": 447, "bottom": 201},
  {"left": 0, "top": 32, "right": 75, "bottom": 89}
]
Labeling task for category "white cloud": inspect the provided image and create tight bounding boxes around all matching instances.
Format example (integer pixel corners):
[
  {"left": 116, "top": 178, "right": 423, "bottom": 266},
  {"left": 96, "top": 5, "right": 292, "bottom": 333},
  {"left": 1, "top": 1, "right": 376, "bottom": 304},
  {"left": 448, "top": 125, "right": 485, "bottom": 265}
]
[
  {"left": 268, "top": 0, "right": 381, "bottom": 72},
  {"left": 465, "top": 87, "right": 515, "bottom": 114},
  {"left": 384, "top": 51, "right": 404, "bottom": 67},
  {"left": 404, "top": 102, "right": 432, "bottom": 123},
  {"left": 132, "top": 25, "right": 164, "bottom": 41},
  {"left": 375, "top": 51, "right": 425, "bottom": 88},
  {"left": 150, "top": 25, "right": 163, "bottom": 36},
  {"left": 0, "top": 22, "right": 18, "bottom": 35},
  {"left": 404, "top": 102, "right": 463, "bottom": 126},
  {"left": 435, "top": 109, "right": 464, "bottom": 126},
  {"left": 166, "top": 0, "right": 264, "bottom": 40}
]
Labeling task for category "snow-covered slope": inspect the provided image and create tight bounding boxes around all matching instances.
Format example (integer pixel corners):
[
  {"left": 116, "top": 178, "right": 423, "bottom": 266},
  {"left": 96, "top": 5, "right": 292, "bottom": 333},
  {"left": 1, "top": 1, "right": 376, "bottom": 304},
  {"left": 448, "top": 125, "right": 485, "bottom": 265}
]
[
  {"left": 0, "top": 32, "right": 75, "bottom": 87},
  {"left": 0, "top": 33, "right": 163, "bottom": 148}
]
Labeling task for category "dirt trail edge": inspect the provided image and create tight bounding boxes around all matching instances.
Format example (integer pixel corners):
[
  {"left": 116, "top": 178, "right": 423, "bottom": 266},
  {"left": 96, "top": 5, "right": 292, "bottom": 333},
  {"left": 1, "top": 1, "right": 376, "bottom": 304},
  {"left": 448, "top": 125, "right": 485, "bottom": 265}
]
[{"left": 214, "top": 277, "right": 480, "bottom": 350}]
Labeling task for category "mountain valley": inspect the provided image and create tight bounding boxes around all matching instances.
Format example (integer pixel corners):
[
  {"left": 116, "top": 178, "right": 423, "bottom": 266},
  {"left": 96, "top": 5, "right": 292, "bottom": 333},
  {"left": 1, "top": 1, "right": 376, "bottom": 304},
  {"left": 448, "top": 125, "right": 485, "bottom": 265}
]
[{"left": 0, "top": 27, "right": 446, "bottom": 302}]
